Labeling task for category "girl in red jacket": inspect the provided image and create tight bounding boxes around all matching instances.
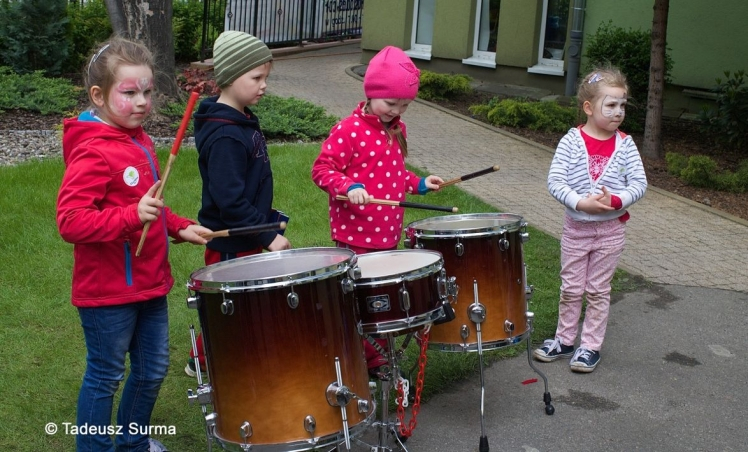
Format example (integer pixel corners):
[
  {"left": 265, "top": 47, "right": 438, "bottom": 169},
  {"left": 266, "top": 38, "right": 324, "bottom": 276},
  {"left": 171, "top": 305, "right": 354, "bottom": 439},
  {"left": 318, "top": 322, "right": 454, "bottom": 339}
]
[
  {"left": 311, "top": 46, "right": 444, "bottom": 377},
  {"left": 56, "top": 37, "right": 210, "bottom": 452}
]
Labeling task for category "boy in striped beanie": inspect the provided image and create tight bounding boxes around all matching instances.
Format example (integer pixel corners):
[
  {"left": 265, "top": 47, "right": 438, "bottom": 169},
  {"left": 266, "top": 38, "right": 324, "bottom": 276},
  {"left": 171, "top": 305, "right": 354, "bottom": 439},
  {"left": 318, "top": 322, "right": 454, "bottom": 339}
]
[{"left": 186, "top": 31, "right": 292, "bottom": 377}]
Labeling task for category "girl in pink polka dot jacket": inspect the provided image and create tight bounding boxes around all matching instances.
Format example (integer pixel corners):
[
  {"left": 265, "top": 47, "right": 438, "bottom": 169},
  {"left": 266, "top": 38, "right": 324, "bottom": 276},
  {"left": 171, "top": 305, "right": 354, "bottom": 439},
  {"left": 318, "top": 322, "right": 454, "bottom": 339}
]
[
  {"left": 311, "top": 45, "right": 444, "bottom": 375},
  {"left": 312, "top": 45, "right": 443, "bottom": 254}
]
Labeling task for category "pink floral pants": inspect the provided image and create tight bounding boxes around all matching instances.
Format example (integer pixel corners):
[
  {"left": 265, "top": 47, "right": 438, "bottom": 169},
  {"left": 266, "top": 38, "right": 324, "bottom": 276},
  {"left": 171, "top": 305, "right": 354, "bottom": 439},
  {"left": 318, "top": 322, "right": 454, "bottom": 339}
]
[{"left": 555, "top": 215, "right": 626, "bottom": 351}]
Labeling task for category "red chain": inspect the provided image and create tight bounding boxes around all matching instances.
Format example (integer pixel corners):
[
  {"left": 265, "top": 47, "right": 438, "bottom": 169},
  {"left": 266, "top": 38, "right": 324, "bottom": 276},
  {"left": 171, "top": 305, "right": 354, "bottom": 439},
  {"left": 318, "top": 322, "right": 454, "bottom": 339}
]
[{"left": 396, "top": 329, "right": 429, "bottom": 438}]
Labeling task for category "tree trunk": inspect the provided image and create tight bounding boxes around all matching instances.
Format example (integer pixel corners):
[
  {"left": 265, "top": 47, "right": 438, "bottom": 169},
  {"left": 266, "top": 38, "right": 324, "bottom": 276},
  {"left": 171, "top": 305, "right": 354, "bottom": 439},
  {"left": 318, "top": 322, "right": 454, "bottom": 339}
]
[
  {"left": 642, "top": 0, "right": 669, "bottom": 159},
  {"left": 103, "top": 0, "right": 180, "bottom": 99}
]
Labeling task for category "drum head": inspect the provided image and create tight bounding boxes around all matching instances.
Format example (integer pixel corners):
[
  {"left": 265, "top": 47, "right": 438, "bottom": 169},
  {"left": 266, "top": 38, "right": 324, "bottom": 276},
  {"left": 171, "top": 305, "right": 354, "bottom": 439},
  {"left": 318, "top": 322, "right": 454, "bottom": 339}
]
[
  {"left": 355, "top": 249, "right": 442, "bottom": 286},
  {"left": 406, "top": 213, "right": 524, "bottom": 239},
  {"left": 188, "top": 247, "right": 355, "bottom": 293}
]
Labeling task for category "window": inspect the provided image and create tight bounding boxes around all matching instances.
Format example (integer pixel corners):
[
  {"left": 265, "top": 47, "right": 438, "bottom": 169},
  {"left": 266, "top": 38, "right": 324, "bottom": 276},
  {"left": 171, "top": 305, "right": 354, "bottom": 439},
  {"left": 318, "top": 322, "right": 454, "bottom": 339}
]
[
  {"left": 463, "top": 0, "right": 500, "bottom": 68},
  {"left": 528, "top": 0, "right": 568, "bottom": 76},
  {"left": 406, "top": 0, "right": 435, "bottom": 61}
]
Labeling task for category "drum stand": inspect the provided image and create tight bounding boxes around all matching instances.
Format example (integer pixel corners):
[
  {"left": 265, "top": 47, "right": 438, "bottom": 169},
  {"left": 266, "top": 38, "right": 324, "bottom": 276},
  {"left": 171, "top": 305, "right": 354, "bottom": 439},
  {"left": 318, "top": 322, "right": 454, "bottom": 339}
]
[
  {"left": 467, "top": 281, "right": 555, "bottom": 452},
  {"left": 354, "top": 332, "right": 412, "bottom": 452}
]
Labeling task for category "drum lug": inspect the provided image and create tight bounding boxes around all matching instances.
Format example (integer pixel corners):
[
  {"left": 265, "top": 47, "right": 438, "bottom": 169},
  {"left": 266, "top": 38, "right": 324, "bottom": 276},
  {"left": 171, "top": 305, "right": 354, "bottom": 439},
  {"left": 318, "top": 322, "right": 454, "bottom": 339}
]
[
  {"left": 504, "top": 320, "right": 515, "bottom": 334},
  {"left": 341, "top": 277, "right": 355, "bottom": 294},
  {"left": 186, "top": 294, "right": 199, "bottom": 310},
  {"left": 498, "top": 237, "right": 509, "bottom": 252},
  {"left": 348, "top": 265, "right": 362, "bottom": 280},
  {"left": 520, "top": 222, "right": 529, "bottom": 243},
  {"left": 187, "top": 384, "right": 213, "bottom": 405},
  {"left": 399, "top": 286, "right": 411, "bottom": 312},
  {"left": 287, "top": 290, "right": 299, "bottom": 309},
  {"left": 437, "top": 268, "right": 458, "bottom": 299},
  {"left": 460, "top": 324, "right": 470, "bottom": 342},
  {"left": 239, "top": 420, "right": 252, "bottom": 441},
  {"left": 357, "top": 398, "right": 371, "bottom": 413},
  {"left": 454, "top": 240, "right": 464, "bottom": 257},
  {"left": 220, "top": 297, "right": 234, "bottom": 316},
  {"left": 304, "top": 415, "right": 316, "bottom": 434}
]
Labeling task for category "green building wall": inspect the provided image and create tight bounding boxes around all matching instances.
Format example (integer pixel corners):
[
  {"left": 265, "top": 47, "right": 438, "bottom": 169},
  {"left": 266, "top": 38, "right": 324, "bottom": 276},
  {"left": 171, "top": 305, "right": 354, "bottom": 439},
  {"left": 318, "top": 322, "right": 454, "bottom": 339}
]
[{"left": 360, "top": 0, "right": 747, "bottom": 111}]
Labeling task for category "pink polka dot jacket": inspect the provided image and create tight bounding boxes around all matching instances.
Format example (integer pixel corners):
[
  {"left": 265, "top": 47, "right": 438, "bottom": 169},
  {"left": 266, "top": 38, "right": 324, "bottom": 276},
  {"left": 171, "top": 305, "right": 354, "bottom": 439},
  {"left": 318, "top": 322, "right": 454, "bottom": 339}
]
[{"left": 312, "top": 102, "right": 426, "bottom": 250}]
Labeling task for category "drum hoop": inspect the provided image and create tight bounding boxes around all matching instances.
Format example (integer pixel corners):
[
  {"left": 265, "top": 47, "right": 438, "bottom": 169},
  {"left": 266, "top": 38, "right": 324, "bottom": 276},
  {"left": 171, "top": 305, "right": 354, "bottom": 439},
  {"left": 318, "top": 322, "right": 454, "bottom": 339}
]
[
  {"left": 354, "top": 250, "right": 443, "bottom": 288},
  {"left": 406, "top": 213, "right": 524, "bottom": 239},
  {"left": 209, "top": 408, "right": 375, "bottom": 451},
  {"left": 187, "top": 248, "right": 356, "bottom": 293}
]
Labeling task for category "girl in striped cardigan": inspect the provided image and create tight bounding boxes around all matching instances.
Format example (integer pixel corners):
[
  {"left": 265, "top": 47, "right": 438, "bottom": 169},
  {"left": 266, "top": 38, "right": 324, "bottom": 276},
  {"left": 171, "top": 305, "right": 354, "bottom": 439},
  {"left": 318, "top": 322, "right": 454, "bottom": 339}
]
[{"left": 533, "top": 67, "right": 648, "bottom": 373}]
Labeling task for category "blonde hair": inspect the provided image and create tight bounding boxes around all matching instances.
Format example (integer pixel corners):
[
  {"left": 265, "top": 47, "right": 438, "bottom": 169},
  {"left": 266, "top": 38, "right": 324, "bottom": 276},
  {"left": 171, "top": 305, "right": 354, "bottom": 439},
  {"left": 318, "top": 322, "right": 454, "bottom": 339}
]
[
  {"left": 363, "top": 100, "right": 409, "bottom": 157},
  {"left": 576, "top": 66, "right": 629, "bottom": 109},
  {"left": 84, "top": 37, "right": 155, "bottom": 108}
]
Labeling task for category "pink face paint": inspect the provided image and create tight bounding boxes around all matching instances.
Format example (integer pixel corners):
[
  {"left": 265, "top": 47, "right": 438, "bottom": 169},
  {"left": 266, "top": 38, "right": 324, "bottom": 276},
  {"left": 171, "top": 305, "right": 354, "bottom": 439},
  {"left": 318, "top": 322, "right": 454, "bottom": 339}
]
[{"left": 109, "top": 77, "right": 153, "bottom": 117}]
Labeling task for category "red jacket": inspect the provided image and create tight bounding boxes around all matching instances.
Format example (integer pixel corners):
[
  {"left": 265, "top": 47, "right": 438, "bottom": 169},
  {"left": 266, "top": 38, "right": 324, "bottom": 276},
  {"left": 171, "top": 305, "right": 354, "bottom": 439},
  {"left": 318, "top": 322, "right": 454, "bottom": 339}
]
[{"left": 56, "top": 114, "right": 194, "bottom": 308}]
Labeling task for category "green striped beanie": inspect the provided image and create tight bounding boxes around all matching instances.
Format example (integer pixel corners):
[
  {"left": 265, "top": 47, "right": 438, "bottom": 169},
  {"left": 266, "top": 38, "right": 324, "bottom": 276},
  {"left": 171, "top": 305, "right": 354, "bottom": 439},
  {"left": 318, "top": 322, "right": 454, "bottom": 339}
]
[{"left": 213, "top": 31, "right": 272, "bottom": 88}]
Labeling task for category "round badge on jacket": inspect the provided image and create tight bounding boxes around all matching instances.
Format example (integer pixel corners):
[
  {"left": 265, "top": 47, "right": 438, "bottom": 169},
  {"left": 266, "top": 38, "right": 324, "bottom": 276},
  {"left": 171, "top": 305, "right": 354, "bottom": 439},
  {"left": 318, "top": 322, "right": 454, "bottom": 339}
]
[{"left": 123, "top": 166, "right": 140, "bottom": 186}]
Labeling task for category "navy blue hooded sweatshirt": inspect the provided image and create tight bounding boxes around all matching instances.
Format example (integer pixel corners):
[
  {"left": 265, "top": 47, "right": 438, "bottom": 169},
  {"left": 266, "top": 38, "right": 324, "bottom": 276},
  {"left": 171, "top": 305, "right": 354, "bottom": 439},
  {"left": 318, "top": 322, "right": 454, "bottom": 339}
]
[{"left": 193, "top": 96, "right": 276, "bottom": 253}]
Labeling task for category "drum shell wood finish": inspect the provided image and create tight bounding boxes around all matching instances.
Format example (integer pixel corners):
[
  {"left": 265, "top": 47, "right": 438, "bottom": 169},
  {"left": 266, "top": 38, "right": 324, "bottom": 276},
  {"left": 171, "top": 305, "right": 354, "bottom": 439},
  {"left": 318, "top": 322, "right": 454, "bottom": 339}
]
[
  {"left": 406, "top": 214, "right": 528, "bottom": 350},
  {"left": 353, "top": 250, "right": 446, "bottom": 334},
  {"left": 190, "top": 249, "right": 371, "bottom": 448}
]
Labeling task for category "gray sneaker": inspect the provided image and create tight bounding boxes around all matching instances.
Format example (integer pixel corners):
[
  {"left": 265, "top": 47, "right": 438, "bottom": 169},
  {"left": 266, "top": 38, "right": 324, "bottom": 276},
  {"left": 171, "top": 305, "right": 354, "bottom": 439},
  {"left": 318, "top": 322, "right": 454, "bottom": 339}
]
[
  {"left": 149, "top": 438, "right": 169, "bottom": 452},
  {"left": 533, "top": 338, "right": 574, "bottom": 362},
  {"left": 570, "top": 347, "right": 601, "bottom": 373}
]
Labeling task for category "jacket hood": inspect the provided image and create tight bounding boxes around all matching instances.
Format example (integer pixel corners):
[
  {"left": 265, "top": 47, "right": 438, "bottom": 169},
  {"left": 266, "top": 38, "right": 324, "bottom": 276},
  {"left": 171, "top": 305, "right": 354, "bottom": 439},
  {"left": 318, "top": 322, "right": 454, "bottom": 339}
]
[
  {"left": 193, "top": 96, "right": 259, "bottom": 151},
  {"left": 62, "top": 111, "right": 147, "bottom": 164}
]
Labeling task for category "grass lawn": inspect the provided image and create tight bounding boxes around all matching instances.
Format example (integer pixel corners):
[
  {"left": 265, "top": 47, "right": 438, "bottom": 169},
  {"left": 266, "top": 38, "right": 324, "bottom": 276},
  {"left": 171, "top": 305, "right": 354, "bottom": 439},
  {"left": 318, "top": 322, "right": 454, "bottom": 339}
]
[{"left": 0, "top": 142, "right": 634, "bottom": 450}]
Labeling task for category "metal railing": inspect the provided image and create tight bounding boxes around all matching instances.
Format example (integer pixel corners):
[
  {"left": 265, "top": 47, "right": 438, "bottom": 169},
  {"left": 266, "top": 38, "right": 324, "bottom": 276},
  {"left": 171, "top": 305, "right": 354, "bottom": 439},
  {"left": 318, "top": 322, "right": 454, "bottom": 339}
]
[{"left": 200, "top": 0, "right": 363, "bottom": 60}]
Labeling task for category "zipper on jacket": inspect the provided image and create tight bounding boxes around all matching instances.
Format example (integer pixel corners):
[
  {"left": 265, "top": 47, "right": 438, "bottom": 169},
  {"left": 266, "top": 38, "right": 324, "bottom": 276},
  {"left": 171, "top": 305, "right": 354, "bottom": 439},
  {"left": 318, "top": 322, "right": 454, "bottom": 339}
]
[{"left": 124, "top": 240, "right": 133, "bottom": 286}]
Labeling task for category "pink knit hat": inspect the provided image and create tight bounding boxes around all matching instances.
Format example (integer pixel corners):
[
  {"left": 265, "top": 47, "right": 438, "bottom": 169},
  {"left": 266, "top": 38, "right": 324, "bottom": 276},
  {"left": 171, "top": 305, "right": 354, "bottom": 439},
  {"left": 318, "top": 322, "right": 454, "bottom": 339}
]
[{"left": 363, "top": 46, "right": 421, "bottom": 100}]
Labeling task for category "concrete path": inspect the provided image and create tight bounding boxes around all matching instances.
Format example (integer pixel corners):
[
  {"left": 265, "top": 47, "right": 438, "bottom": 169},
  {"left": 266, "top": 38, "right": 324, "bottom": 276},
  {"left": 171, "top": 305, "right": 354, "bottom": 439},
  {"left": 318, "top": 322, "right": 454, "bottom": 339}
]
[{"left": 265, "top": 43, "right": 748, "bottom": 452}]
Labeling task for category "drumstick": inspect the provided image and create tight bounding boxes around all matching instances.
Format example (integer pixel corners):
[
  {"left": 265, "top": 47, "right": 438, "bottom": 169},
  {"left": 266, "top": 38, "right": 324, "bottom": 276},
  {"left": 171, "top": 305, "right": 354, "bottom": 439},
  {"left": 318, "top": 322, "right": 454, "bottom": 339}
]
[
  {"left": 438, "top": 165, "right": 500, "bottom": 188},
  {"left": 200, "top": 222, "right": 286, "bottom": 239},
  {"left": 336, "top": 195, "right": 457, "bottom": 213},
  {"left": 136, "top": 89, "right": 200, "bottom": 257}
]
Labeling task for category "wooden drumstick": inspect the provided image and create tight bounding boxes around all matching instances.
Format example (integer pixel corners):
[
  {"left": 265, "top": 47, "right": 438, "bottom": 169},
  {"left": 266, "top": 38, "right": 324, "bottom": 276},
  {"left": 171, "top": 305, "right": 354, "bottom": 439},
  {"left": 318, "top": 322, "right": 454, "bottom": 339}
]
[
  {"left": 136, "top": 90, "right": 200, "bottom": 257},
  {"left": 438, "top": 165, "right": 500, "bottom": 188},
  {"left": 336, "top": 195, "right": 457, "bottom": 213},
  {"left": 200, "top": 222, "right": 286, "bottom": 239}
]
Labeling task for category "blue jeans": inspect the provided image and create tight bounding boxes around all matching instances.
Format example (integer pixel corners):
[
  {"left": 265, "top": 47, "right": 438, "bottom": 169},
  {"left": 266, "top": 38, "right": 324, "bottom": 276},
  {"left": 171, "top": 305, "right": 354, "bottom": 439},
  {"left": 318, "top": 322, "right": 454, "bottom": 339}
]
[{"left": 76, "top": 297, "right": 169, "bottom": 452}]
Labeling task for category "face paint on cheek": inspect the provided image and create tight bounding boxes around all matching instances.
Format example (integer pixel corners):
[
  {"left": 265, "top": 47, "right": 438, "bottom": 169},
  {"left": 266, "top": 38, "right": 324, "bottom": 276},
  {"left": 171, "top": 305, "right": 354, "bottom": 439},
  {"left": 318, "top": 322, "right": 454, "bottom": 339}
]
[
  {"left": 110, "top": 90, "right": 134, "bottom": 117},
  {"left": 601, "top": 95, "right": 627, "bottom": 118}
]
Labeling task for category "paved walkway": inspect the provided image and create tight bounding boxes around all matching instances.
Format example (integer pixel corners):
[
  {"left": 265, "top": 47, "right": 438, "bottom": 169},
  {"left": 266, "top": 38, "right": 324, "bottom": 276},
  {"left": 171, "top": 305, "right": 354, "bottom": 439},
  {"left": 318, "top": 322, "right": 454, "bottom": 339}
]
[{"left": 268, "top": 43, "right": 748, "bottom": 292}]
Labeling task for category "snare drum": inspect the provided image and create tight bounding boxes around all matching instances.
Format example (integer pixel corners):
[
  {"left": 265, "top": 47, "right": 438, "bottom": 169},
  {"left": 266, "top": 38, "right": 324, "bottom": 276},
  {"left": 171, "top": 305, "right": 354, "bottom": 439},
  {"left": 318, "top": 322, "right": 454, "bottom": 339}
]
[
  {"left": 187, "top": 248, "right": 374, "bottom": 450},
  {"left": 405, "top": 213, "right": 531, "bottom": 352},
  {"left": 352, "top": 249, "right": 453, "bottom": 335}
]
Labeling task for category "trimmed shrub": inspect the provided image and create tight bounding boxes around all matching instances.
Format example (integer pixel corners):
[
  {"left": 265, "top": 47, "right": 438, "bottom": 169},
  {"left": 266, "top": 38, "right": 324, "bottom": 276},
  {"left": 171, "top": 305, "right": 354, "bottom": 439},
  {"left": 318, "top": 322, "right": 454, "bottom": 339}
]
[
  {"left": 0, "top": 66, "right": 80, "bottom": 114},
  {"left": 665, "top": 151, "right": 688, "bottom": 176},
  {"left": 418, "top": 70, "right": 472, "bottom": 101},
  {"left": 679, "top": 155, "right": 717, "bottom": 188},
  {"left": 469, "top": 97, "right": 576, "bottom": 133}
]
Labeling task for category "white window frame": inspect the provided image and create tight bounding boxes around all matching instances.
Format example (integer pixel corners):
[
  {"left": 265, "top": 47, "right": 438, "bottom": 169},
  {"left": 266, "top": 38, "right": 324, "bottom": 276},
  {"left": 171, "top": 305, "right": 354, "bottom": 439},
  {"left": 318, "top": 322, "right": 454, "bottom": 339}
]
[
  {"left": 462, "top": 0, "right": 497, "bottom": 68},
  {"left": 405, "top": 0, "right": 434, "bottom": 61},
  {"left": 528, "top": 0, "right": 565, "bottom": 76}
]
